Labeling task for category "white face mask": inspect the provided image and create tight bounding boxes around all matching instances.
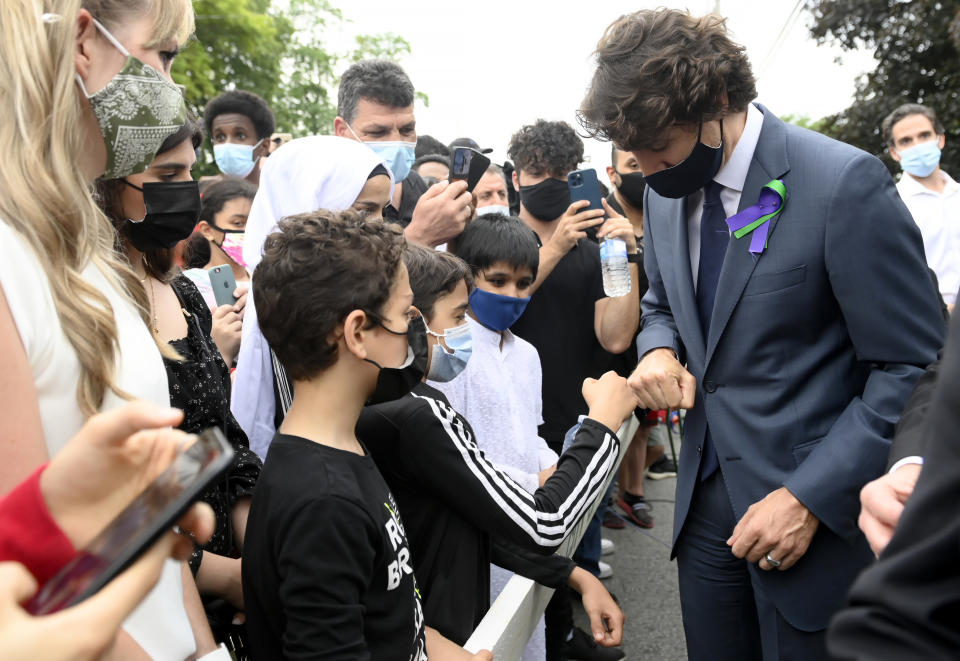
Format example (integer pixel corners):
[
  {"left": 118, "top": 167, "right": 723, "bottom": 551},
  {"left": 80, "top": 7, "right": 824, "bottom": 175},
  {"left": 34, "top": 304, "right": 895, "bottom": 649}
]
[{"left": 476, "top": 204, "right": 510, "bottom": 217}]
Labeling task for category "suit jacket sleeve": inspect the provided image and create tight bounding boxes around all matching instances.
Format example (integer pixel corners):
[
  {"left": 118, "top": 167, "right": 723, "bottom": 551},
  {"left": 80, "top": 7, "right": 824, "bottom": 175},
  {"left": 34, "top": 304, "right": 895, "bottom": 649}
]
[
  {"left": 635, "top": 194, "right": 686, "bottom": 363},
  {"left": 827, "top": 309, "right": 960, "bottom": 658},
  {"left": 783, "top": 153, "right": 945, "bottom": 543},
  {"left": 886, "top": 351, "right": 942, "bottom": 468},
  {"left": 886, "top": 277, "right": 951, "bottom": 467}
]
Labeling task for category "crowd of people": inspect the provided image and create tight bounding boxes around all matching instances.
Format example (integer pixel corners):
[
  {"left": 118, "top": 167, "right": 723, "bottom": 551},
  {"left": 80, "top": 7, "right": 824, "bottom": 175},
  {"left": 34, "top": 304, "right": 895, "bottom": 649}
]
[{"left": 1, "top": 1, "right": 958, "bottom": 660}]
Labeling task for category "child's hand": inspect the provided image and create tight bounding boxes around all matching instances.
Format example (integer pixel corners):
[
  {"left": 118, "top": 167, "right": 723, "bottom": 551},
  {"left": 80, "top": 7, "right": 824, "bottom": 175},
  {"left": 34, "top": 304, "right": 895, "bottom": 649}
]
[
  {"left": 568, "top": 567, "right": 625, "bottom": 647},
  {"left": 582, "top": 371, "right": 639, "bottom": 432}
]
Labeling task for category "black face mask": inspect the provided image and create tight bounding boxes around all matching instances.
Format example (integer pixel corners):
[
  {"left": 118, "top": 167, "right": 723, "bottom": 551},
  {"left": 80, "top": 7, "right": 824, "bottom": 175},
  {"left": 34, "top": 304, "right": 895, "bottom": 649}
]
[
  {"left": 615, "top": 170, "right": 647, "bottom": 209},
  {"left": 519, "top": 177, "right": 571, "bottom": 221},
  {"left": 644, "top": 121, "right": 724, "bottom": 199},
  {"left": 364, "top": 315, "right": 428, "bottom": 405},
  {"left": 122, "top": 180, "right": 201, "bottom": 252}
]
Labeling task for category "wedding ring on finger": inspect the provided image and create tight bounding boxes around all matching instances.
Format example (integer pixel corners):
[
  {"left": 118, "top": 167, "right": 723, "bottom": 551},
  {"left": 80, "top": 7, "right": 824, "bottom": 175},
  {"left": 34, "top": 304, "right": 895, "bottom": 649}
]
[{"left": 764, "top": 552, "right": 782, "bottom": 568}]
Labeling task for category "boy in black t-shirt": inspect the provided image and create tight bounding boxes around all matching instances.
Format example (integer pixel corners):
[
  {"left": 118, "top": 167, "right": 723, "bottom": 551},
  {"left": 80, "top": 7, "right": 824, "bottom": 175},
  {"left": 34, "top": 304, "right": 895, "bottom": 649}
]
[{"left": 242, "top": 210, "right": 490, "bottom": 661}]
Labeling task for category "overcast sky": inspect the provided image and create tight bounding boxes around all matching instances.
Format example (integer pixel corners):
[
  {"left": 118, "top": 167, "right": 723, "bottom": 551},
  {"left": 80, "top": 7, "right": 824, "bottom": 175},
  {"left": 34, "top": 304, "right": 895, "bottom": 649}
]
[{"left": 333, "top": 0, "right": 876, "bottom": 183}]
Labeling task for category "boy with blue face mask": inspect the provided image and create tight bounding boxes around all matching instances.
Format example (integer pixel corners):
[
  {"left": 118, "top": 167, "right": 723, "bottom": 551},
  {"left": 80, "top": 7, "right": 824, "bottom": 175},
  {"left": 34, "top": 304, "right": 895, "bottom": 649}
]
[
  {"left": 424, "top": 215, "right": 629, "bottom": 660},
  {"left": 357, "top": 242, "right": 635, "bottom": 651}
]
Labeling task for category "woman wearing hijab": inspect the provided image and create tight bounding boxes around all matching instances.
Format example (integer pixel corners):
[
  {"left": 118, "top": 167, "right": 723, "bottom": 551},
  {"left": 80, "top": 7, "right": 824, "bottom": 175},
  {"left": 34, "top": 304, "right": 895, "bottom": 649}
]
[{"left": 231, "top": 136, "right": 393, "bottom": 458}]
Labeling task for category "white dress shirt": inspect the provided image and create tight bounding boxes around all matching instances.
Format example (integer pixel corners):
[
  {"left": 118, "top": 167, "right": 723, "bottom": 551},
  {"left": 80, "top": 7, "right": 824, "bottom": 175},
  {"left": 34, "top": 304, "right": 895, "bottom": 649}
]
[
  {"left": 896, "top": 170, "right": 960, "bottom": 305},
  {"left": 688, "top": 103, "right": 764, "bottom": 288}
]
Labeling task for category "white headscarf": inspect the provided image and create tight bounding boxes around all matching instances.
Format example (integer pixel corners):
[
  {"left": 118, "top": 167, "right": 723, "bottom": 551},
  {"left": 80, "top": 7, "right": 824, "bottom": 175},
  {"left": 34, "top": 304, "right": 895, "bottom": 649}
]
[
  {"left": 231, "top": 136, "right": 392, "bottom": 458},
  {"left": 242, "top": 135, "right": 393, "bottom": 270}
]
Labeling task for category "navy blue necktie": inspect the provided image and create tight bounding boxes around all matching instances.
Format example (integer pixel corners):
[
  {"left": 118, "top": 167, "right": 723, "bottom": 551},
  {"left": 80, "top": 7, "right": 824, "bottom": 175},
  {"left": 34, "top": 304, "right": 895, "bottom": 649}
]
[{"left": 695, "top": 181, "right": 727, "bottom": 480}]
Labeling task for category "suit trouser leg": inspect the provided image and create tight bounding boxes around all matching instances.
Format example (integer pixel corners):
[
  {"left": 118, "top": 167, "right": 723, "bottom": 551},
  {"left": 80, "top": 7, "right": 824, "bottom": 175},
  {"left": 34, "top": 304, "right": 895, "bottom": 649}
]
[
  {"left": 678, "top": 470, "right": 830, "bottom": 661},
  {"left": 677, "top": 470, "right": 763, "bottom": 661},
  {"left": 750, "top": 572, "right": 828, "bottom": 661}
]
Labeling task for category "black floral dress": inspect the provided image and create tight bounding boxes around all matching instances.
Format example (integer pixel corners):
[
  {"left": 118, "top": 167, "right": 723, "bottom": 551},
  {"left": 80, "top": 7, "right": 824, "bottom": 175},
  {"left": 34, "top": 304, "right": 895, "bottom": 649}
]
[{"left": 165, "top": 275, "right": 261, "bottom": 574}]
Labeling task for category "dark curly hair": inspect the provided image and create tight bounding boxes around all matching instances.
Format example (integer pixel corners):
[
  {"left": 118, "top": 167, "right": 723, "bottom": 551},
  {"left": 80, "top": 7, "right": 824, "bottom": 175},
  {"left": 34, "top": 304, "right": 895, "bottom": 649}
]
[
  {"left": 203, "top": 90, "right": 276, "bottom": 141},
  {"left": 254, "top": 209, "right": 406, "bottom": 381},
  {"left": 337, "top": 60, "right": 416, "bottom": 124},
  {"left": 578, "top": 9, "right": 757, "bottom": 151},
  {"left": 507, "top": 119, "right": 584, "bottom": 178}
]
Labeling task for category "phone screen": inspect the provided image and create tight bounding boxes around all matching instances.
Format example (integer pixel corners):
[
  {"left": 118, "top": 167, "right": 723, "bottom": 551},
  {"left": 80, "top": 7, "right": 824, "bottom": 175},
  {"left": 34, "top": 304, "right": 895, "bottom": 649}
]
[
  {"left": 27, "top": 428, "right": 234, "bottom": 615},
  {"left": 451, "top": 147, "right": 473, "bottom": 181},
  {"left": 449, "top": 147, "right": 491, "bottom": 193}
]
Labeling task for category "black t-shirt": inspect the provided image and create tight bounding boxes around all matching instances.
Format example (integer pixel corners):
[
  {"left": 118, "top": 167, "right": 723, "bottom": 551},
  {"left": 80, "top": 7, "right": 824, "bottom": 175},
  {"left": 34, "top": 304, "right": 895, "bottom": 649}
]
[
  {"left": 357, "top": 383, "right": 621, "bottom": 644},
  {"left": 384, "top": 170, "right": 428, "bottom": 227},
  {"left": 242, "top": 434, "right": 427, "bottom": 661},
  {"left": 511, "top": 238, "right": 607, "bottom": 452}
]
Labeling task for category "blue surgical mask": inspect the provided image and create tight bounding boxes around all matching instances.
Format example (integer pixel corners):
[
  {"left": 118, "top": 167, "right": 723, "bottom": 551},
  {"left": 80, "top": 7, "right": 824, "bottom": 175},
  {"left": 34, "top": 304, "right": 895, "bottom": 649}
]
[
  {"left": 346, "top": 123, "right": 416, "bottom": 181},
  {"left": 898, "top": 140, "right": 941, "bottom": 178},
  {"left": 214, "top": 140, "right": 262, "bottom": 178},
  {"left": 425, "top": 321, "right": 472, "bottom": 382},
  {"left": 477, "top": 205, "right": 510, "bottom": 217},
  {"left": 468, "top": 288, "right": 530, "bottom": 332}
]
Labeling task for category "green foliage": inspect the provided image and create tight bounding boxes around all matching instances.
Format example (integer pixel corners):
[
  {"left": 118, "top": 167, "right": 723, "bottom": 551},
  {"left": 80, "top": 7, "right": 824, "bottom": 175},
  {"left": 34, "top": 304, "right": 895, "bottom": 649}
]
[
  {"left": 172, "top": 0, "right": 412, "bottom": 175},
  {"left": 805, "top": 0, "right": 960, "bottom": 174},
  {"left": 779, "top": 113, "right": 828, "bottom": 133}
]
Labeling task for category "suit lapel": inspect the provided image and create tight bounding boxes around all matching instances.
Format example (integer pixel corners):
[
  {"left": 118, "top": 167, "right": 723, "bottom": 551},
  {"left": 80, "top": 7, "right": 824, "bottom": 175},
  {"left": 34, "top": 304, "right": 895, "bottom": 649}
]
[{"left": 705, "top": 106, "right": 791, "bottom": 367}]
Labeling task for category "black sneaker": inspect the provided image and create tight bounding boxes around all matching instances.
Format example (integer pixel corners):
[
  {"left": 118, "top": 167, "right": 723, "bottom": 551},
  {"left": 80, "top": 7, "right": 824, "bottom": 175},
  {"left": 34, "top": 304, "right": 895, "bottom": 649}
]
[
  {"left": 618, "top": 495, "right": 654, "bottom": 528},
  {"left": 564, "top": 626, "right": 625, "bottom": 660},
  {"left": 646, "top": 455, "right": 678, "bottom": 480}
]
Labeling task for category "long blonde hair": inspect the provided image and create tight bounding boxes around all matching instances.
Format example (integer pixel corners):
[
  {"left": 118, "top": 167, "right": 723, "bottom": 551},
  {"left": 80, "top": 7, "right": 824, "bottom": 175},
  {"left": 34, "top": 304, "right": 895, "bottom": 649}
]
[{"left": 0, "top": 0, "right": 194, "bottom": 416}]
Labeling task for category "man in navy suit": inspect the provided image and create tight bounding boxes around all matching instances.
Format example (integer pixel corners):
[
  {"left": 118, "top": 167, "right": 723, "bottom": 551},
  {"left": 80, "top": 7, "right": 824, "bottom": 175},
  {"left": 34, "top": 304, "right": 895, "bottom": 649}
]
[{"left": 579, "top": 9, "right": 945, "bottom": 659}]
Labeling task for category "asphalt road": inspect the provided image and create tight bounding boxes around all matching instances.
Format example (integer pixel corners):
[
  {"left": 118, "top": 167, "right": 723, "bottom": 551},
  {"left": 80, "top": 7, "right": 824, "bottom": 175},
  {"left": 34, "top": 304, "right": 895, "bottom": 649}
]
[{"left": 572, "top": 467, "right": 688, "bottom": 660}]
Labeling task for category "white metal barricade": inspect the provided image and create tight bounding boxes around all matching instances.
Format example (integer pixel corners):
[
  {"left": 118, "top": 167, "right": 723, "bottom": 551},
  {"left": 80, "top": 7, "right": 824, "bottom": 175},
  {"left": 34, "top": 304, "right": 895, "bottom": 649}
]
[{"left": 464, "top": 415, "right": 639, "bottom": 659}]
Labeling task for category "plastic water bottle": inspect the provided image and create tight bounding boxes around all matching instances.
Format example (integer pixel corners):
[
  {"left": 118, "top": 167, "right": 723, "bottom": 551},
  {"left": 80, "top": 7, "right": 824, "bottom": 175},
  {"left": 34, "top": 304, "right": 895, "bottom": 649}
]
[{"left": 600, "top": 237, "right": 632, "bottom": 297}]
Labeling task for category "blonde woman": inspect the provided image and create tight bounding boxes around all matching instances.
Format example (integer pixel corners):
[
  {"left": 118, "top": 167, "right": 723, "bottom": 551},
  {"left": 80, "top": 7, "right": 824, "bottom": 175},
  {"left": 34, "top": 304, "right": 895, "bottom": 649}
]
[{"left": 0, "top": 1, "right": 222, "bottom": 659}]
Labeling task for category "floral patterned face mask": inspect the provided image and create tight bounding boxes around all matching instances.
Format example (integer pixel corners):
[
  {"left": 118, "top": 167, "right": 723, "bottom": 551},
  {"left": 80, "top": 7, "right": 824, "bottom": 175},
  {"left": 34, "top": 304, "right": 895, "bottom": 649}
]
[{"left": 76, "top": 19, "right": 187, "bottom": 179}]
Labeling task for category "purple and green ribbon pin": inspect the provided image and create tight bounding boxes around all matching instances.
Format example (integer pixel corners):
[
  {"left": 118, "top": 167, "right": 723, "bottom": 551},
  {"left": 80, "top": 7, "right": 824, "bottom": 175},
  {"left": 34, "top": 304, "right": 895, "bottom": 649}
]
[{"left": 725, "top": 179, "right": 786, "bottom": 254}]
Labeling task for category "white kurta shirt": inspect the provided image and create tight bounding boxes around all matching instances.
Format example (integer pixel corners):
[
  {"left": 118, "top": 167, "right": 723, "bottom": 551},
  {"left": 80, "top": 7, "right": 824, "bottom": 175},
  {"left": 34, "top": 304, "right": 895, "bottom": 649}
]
[{"left": 429, "top": 315, "right": 558, "bottom": 494}]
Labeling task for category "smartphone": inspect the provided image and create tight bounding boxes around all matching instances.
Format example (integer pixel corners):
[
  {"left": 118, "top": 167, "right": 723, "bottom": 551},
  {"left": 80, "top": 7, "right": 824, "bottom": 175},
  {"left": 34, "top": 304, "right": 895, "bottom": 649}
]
[
  {"left": 567, "top": 169, "right": 605, "bottom": 213},
  {"left": 208, "top": 265, "right": 238, "bottom": 307},
  {"left": 449, "top": 147, "right": 491, "bottom": 193},
  {"left": 27, "top": 428, "right": 235, "bottom": 615}
]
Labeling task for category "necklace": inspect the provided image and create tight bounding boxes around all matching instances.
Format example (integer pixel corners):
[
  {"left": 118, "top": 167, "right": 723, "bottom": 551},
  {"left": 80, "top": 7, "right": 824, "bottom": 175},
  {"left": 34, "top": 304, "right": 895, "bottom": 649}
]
[{"left": 145, "top": 277, "right": 160, "bottom": 335}]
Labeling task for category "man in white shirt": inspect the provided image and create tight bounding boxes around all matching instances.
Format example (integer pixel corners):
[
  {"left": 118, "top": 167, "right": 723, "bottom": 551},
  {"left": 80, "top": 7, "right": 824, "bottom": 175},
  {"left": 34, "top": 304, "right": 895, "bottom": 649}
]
[{"left": 883, "top": 103, "right": 960, "bottom": 309}]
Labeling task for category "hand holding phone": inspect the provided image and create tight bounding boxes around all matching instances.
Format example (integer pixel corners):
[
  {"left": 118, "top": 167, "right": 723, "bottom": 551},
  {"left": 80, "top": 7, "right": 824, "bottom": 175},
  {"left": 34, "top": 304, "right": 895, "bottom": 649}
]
[
  {"left": 567, "top": 169, "right": 605, "bottom": 213},
  {"left": 28, "top": 428, "right": 233, "bottom": 615}
]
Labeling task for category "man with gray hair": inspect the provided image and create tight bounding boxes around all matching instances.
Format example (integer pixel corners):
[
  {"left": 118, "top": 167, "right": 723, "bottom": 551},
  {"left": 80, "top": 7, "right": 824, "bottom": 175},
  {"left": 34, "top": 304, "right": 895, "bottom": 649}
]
[
  {"left": 883, "top": 103, "right": 960, "bottom": 309},
  {"left": 334, "top": 60, "right": 473, "bottom": 247}
]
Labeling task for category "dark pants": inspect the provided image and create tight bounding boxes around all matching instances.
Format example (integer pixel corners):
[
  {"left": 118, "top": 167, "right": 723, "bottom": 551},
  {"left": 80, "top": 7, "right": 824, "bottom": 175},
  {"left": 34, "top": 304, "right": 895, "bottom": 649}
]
[
  {"left": 572, "top": 483, "right": 610, "bottom": 577},
  {"left": 676, "top": 471, "right": 828, "bottom": 661}
]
